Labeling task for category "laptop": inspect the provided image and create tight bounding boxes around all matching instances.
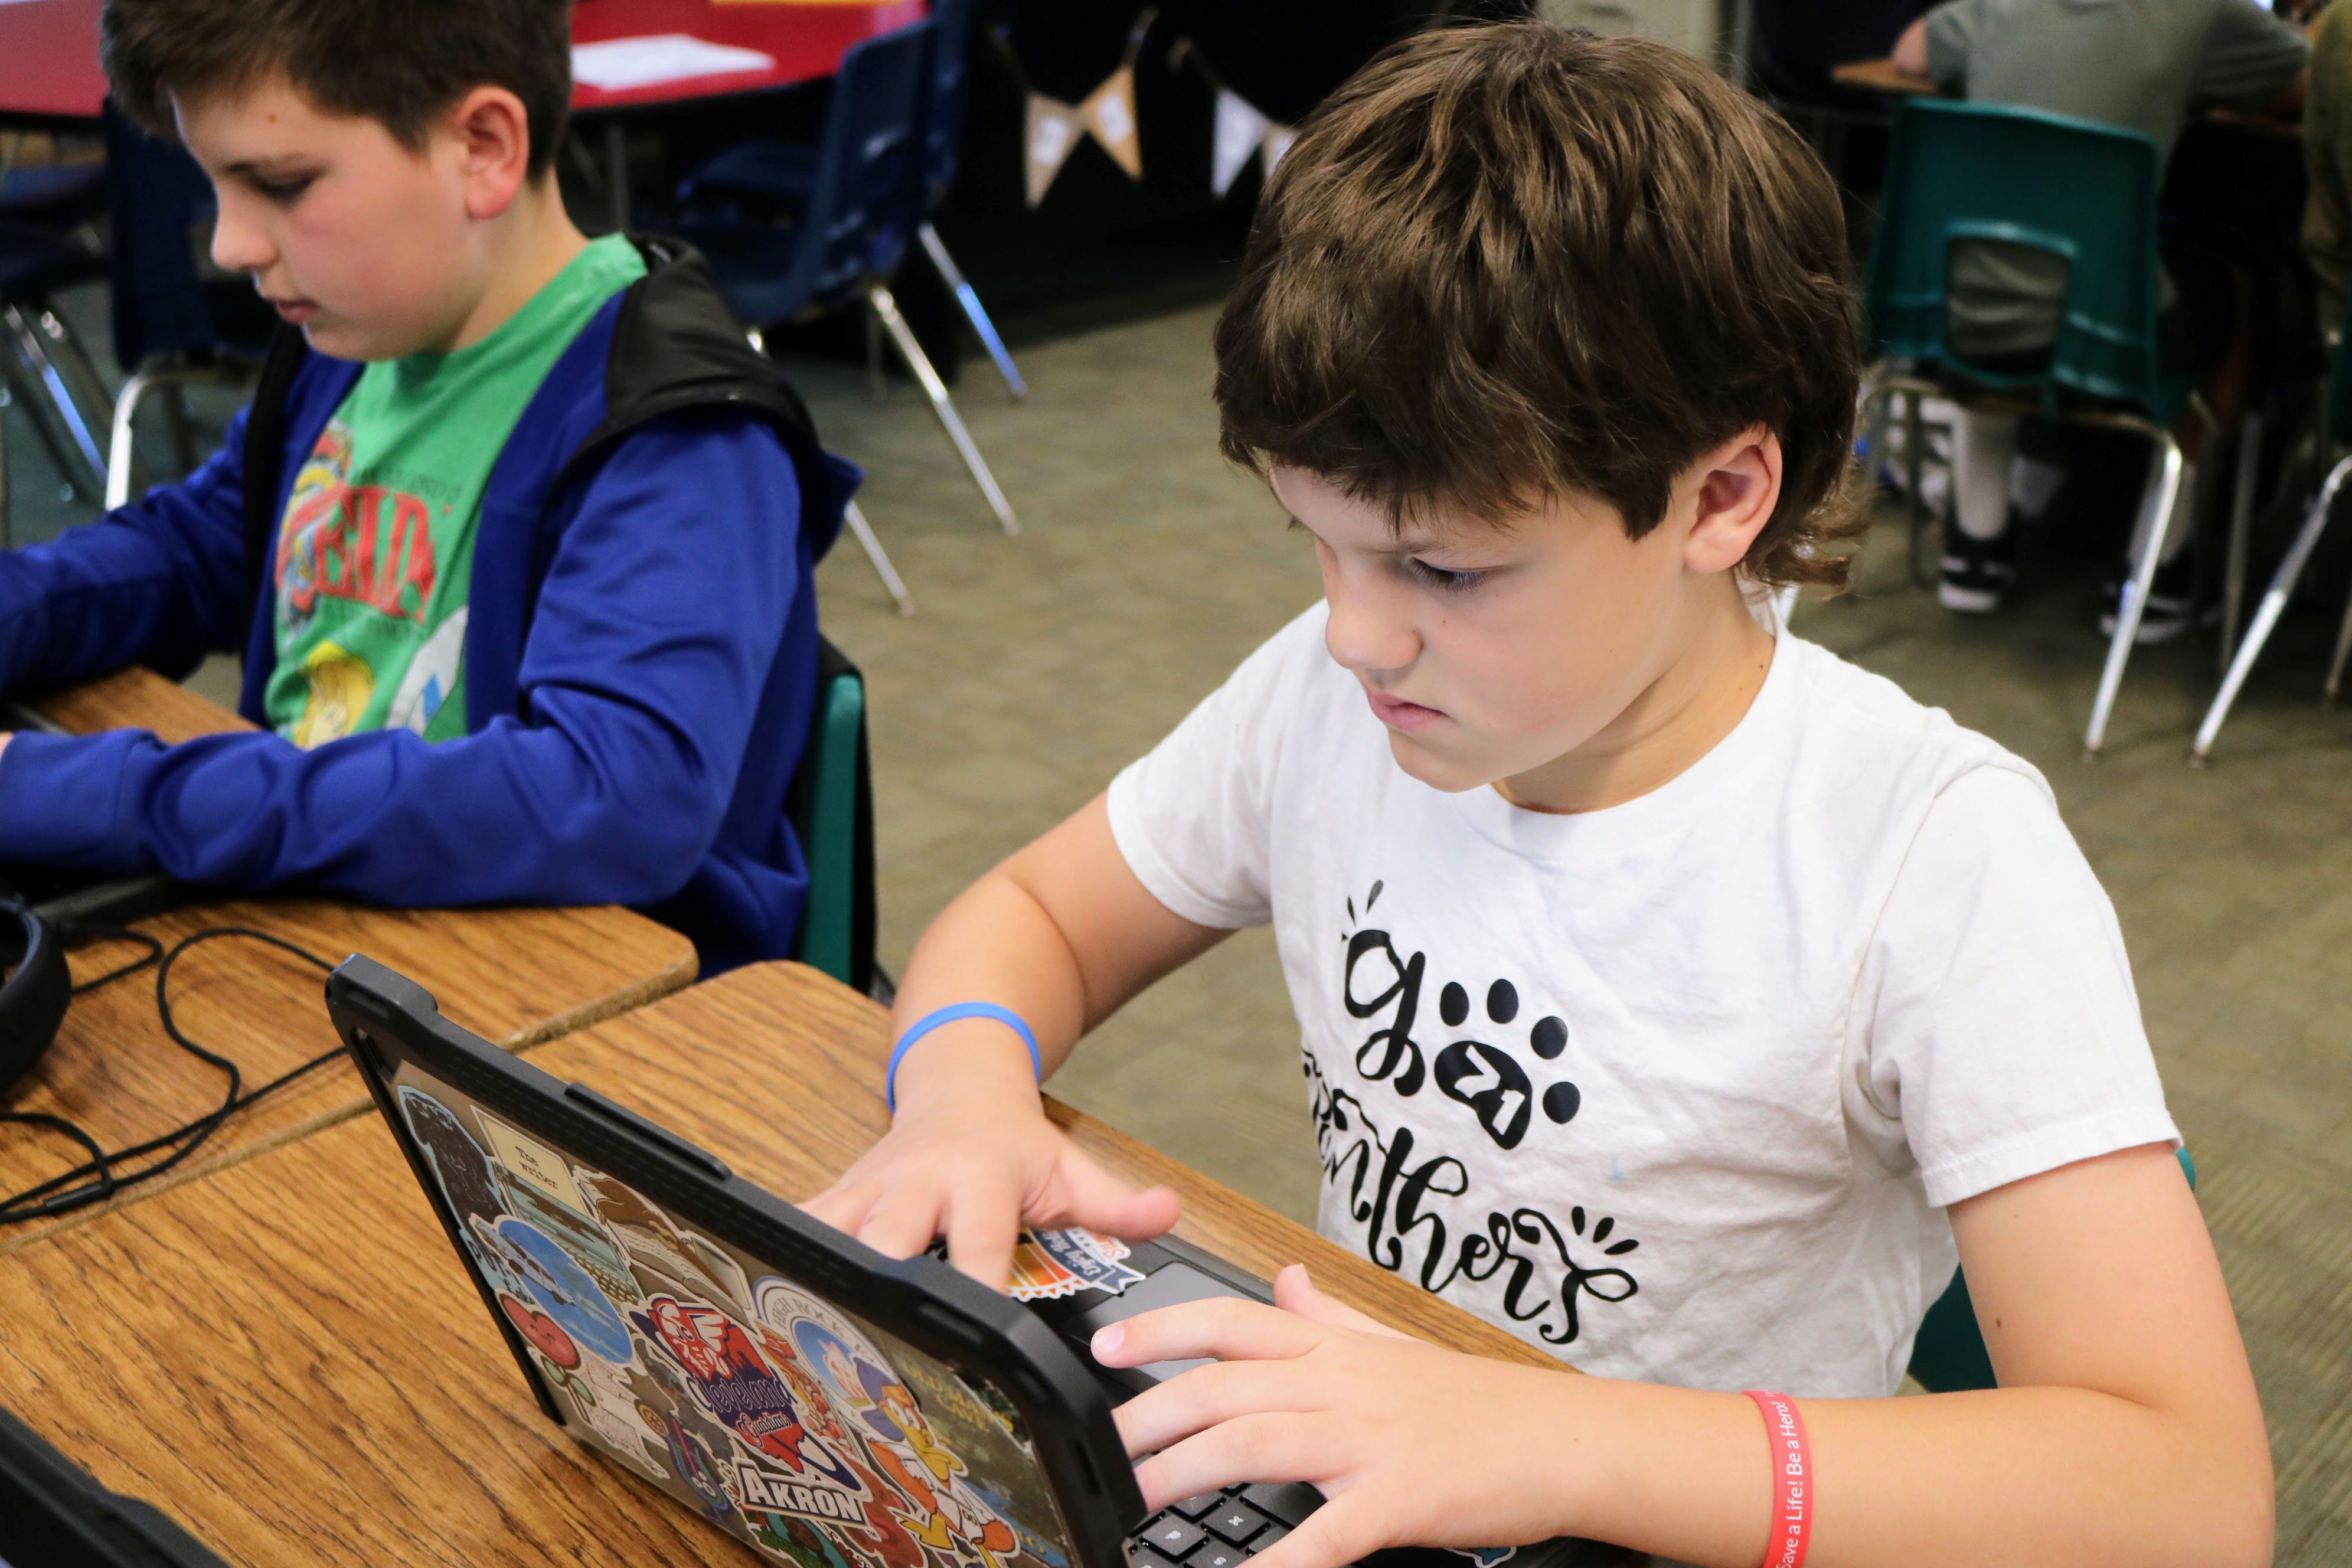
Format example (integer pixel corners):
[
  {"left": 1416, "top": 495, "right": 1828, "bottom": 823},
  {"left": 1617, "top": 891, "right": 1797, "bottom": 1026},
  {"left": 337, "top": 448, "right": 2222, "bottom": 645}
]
[
  {"left": 0, "top": 1403, "right": 228, "bottom": 1568},
  {"left": 0, "top": 701, "right": 182, "bottom": 932},
  {"left": 328, "top": 956, "right": 1600, "bottom": 1568}
]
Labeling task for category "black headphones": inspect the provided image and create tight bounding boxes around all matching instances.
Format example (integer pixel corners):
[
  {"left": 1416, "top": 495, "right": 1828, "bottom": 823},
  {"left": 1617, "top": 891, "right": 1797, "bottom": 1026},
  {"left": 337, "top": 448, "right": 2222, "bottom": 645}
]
[{"left": 0, "top": 904, "right": 68, "bottom": 1096}]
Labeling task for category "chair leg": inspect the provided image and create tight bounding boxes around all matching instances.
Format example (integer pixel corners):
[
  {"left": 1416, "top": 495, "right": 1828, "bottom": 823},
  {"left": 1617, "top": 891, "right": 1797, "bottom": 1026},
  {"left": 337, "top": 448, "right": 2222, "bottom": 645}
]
[
  {"left": 2220, "top": 411, "right": 2262, "bottom": 672},
  {"left": 2083, "top": 427, "right": 2185, "bottom": 759},
  {"left": 919, "top": 223, "right": 1026, "bottom": 401},
  {"left": 40, "top": 308, "right": 117, "bottom": 456},
  {"left": 2, "top": 303, "right": 106, "bottom": 495},
  {"left": 106, "top": 362, "right": 252, "bottom": 509},
  {"left": 1903, "top": 390, "right": 1934, "bottom": 590},
  {"left": 2325, "top": 574, "right": 2352, "bottom": 708},
  {"left": 163, "top": 381, "right": 194, "bottom": 475},
  {"left": 106, "top": 368, "right": 163, "bottom": 510},
  {"left": 1, "top": 311, "right": 97, "bottom": 502},
  {"left": 2191, "top": 452, "right": 2352, "bottom": 766},
  {"left": 867, "top": 282, "right": 1019, "bottom": 537},
  {"left": 841, "top": 499, "right": 915, "bottom": 616}
]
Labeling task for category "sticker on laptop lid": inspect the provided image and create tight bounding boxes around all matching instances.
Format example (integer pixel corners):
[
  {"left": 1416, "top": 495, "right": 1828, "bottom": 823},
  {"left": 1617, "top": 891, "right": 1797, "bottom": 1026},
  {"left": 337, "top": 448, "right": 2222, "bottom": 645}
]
[
  {"left": 477, "top": 1110, "right": 595, "bottom": 1215},
  {"left": 492, "top": 1162, "right": 642, "bottom": 1309},
  {"left": 579, "top": 1170, "right": 751, "bottom": 1312},
  {"left": 399, "top": 1087, "right": 509, "bottom": 1232},
  {"left": 632, "top": 1293, "right": 867, "bottom": 1495},
  {"left": 1007, "top": 1229, "right": 1145, "bottom": 1302},
  {"left": 493, "top": 1216, "right": 636, "bottom": 1365},
  {"left": 499, "top": 1291, "right": 580, "bottom": 1369}
]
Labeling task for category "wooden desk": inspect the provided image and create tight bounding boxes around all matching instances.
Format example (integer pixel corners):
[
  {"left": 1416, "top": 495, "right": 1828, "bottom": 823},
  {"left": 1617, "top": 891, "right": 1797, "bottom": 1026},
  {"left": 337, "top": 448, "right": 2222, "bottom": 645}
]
[
  {"left": 1831, "top": 57, "right": 1933, "bottom": 97},
  {"left": 571, "top": 0, "right": 923, "bottom": 113},
  {"left": 0, "top": 963, "right": 1574, "bottom": 1568},
  {"left": 0, "top": 0, "right": 921, "bottom": 126},
  {"left": 0, "top": 668, "right": 698, "bottom": 1254},
  {"left": 1828, "top": 58, "right": 2302, "bottom": 141},
  {"left": 30, "top": 665, "right": 260, "bottom": 746}
]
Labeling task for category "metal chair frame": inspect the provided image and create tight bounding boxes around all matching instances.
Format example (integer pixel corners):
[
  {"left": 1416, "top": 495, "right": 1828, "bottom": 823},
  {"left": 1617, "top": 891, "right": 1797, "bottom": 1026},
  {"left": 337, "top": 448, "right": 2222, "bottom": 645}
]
[
  {"left": 104, "top": 358, "right": 250, "bottom": 509},
  {"left": 2190, "top": 434, "right": 2352, "bottom": 764},
  {"left": 1861, "top": 364, "right": 2186, "bottom": 759},
  {"left": 0, "top": 298, "right": 113, "bottom": 542},
  {"left": 916, "top": 0, "right": 1023, "bottom": 400}
]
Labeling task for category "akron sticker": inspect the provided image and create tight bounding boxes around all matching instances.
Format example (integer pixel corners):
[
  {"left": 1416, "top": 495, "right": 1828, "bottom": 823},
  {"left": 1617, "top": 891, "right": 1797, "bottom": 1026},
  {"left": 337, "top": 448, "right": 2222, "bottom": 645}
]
[{"left": 731, "top": 1459, "right": 870, "bottom": 1525}]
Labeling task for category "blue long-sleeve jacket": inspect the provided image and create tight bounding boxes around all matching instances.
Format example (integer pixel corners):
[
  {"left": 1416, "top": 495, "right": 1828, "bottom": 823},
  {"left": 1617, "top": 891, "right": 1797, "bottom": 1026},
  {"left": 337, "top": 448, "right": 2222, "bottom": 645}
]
[{"left": 0, "top": 237, "right": 858, "bottom": 974}]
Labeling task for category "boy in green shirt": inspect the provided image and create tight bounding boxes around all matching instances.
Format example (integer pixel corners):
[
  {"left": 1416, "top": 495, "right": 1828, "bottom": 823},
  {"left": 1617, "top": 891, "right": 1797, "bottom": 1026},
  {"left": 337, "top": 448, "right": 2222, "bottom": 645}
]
[{"left": 0, "top": 0, "right": 857, "bottom": 971}]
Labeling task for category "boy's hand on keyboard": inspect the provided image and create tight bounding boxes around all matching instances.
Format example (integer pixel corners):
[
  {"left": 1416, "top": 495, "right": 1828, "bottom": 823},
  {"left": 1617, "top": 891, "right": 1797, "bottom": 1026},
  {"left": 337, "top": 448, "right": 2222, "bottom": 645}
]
[
  {"left": 1096, "top": 1264, "right": 1587, "bottom": 1568},
  {"left": 801, "top": 1034, "right": 1179, "bottom": 1292}
]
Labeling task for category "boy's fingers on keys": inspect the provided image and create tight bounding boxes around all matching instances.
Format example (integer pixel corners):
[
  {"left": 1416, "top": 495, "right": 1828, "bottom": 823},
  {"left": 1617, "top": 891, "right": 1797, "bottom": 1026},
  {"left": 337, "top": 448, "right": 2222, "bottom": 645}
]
[
  {"left": 1112, "top": 1357, "right": 1318, "bottom": 1456},
  {"left": 1092, "top": 1296, "right": 1322, "bottom": 1370},
  {"left": 1130, "top": 1410, "right": 1334, "bottom": 1514},
  {"left": 1246, "top": 1494, "right": 1387, "bottom": 1568}
]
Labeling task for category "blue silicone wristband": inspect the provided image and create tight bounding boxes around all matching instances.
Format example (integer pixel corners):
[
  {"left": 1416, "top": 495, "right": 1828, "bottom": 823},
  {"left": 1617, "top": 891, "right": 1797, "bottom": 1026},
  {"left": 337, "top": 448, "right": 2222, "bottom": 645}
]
[{"left": 885, "top": 1002, "right": 1042, "bottom": 1113}]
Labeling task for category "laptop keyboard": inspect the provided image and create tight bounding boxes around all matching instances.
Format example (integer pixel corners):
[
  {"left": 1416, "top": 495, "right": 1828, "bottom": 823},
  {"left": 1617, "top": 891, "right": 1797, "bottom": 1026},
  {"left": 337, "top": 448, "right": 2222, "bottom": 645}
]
[{"left": 1126, "top": 1481, "right": 1322, "bottom": 1568}]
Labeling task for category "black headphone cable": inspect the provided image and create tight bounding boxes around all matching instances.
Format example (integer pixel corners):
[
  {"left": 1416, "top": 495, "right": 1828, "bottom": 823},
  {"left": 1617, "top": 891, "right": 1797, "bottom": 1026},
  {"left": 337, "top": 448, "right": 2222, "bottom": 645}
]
[{"left": 0, "top": 926, "right": 346, "bottom": 1224}]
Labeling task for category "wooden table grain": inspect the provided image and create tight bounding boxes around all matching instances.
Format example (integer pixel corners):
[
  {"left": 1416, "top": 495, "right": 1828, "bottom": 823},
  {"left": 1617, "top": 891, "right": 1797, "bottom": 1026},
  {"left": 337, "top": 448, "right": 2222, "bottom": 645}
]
[
  {"left": 0, "top": 962, "right": 1578, "bottom": 1568},
  {"left": 0, "top": 669, "right": 700, "bottom": 1254},
  {"left": 1830, "top": 57, "right": 1932, "bottom": 96},
  {"left": 28, "top": 665, "right": 259, "bottom": 746}
]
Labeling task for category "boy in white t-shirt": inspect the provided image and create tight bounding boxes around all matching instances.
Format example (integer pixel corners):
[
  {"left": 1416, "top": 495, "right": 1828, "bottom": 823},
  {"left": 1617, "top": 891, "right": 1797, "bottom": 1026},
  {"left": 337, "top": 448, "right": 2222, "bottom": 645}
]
[{"left": 806, "top": 23, "right": 2270, "bottom": 1568}]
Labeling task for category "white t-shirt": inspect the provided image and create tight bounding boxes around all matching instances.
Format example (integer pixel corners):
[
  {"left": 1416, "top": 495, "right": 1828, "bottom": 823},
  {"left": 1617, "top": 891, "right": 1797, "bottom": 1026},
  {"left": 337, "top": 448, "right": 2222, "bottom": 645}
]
[{"left": 1106, "top": 603, "right": 2177, "bottom": 1399}]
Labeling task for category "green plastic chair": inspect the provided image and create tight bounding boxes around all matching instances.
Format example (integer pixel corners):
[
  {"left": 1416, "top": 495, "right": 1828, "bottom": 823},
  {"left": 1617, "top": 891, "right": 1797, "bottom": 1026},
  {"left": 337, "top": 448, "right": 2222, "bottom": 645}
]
[
  {"left": 785, "top": 636, "right": 878, "bottom": 995},
  {"left": 1907, "top": 1146, "right": 2197, "bottom": 1393},
  {"left": 1861, "top": 97, "right": 2190, "bottom": 759}
]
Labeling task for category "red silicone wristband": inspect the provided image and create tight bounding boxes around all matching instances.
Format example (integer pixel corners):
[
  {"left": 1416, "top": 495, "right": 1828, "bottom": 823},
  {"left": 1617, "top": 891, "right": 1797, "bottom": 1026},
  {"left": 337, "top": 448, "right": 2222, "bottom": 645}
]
[{"left": 1744, "top": 1389, "right": 1812, "bottom": 1568}]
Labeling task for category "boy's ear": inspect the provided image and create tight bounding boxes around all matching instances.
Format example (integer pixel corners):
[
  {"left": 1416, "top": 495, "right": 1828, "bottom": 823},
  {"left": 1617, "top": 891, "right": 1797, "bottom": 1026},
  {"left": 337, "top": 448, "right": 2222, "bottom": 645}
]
[
  {"left": 448, "top": 85, "right": 536, "bottom": 221},
  {"left": 1679, "top": 424, "right": 1783, "bottom": 577}
]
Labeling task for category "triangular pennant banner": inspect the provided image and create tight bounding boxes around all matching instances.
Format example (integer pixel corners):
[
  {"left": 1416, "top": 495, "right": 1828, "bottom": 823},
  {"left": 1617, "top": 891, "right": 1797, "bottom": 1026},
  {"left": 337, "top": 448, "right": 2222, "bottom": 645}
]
[
  {"left": 1262, "top": 122, "right": 1299, "bottom": 176},
  {"left": 1080, "top": 66, "right": 1144, "bottom": 181},
  {"left": 1211, "top": 88, "right": 1268, "bottom": 198},
  {"left": 1024, "top": 95, "right": 1086, "bottom": 207}
]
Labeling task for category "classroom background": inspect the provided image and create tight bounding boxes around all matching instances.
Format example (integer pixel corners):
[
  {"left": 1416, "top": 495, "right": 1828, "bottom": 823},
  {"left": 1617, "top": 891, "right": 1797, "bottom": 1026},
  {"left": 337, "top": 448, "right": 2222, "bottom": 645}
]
[{"left": 2, "top": 0, "right": 2349, "bottom": 1561}]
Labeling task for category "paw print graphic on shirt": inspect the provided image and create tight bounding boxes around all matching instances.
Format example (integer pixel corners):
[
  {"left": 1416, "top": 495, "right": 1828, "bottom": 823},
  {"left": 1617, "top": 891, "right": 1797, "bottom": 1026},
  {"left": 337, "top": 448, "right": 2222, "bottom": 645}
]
[{"left": 1432, "top": 977, "right": 1582, "bottom": 1150}]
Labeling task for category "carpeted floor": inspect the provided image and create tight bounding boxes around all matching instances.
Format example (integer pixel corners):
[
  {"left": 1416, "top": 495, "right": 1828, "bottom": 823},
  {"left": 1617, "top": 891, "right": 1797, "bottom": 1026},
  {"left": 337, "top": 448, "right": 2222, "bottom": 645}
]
[{"left": 9, "top": 275, "right": 2350, "bottom": 1562}]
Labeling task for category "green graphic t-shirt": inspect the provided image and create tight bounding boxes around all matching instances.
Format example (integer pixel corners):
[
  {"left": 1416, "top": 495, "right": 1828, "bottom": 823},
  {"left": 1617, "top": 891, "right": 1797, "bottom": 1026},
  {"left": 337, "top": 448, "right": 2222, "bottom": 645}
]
[{"left": 265, "top": 235, "right": 649, "bottom": 747}]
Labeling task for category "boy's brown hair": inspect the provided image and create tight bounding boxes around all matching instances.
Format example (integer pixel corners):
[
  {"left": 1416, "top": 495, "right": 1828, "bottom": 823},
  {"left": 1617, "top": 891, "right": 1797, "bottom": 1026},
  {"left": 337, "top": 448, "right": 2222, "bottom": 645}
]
[
  {"left": 102, "top": 0, "right": 573, "bottom": 179},
  {"left": 1214, "top": 22, "right": 1863, "bottom": 590}
]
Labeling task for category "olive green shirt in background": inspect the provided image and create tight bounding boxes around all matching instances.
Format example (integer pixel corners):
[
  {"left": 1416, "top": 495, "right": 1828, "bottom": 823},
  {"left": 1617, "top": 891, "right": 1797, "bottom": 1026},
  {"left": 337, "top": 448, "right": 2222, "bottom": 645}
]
[
  {"left": 2307, "top": 1, "right": 2352, "bottom": 334},
  {"left": 264, "top": 234, "right": 648, "bottom": 749}
]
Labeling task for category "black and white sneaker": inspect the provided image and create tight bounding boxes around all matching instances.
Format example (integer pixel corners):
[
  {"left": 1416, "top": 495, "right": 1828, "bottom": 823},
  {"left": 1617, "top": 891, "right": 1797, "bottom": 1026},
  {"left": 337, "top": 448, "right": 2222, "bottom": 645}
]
[
  {"left": 2099, "top": 554, "right": 2209, "bottom": 645},
  {"left": 1938, "top": 530, "right": 2017, "bottom": 614}
]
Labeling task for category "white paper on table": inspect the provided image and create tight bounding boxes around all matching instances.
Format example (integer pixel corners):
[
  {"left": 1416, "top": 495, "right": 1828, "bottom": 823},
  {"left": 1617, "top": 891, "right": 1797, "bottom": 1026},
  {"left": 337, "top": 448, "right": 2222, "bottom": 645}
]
[{"left": 571, "top": 34, "right": 778, "bottom": 93}]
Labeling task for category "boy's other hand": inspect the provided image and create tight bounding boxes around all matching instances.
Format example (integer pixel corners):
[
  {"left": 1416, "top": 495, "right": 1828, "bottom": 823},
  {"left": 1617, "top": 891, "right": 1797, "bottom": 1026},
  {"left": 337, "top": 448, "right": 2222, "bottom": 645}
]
[
  {"left": 801, "top": 1033, "right": 1180, "bottom": 1291},
  {"left": 1097, "top": 1266, "right": 1589, "bottom": 1568}
]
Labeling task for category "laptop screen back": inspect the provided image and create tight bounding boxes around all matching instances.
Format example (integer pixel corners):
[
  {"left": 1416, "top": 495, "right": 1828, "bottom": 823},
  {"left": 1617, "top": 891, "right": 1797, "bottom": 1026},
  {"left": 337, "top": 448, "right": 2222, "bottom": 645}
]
[{"left": 388, "top": 1057, "right": 1085, "bottom": 1568}]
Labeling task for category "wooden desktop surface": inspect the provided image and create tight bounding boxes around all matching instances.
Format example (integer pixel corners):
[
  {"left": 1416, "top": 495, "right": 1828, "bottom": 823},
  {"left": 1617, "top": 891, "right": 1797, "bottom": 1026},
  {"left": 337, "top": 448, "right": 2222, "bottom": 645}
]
[
  {"left": 0, "top": 668, "right": 698, "bottom": 1254},
  {"left": 1829, "top": 58, "right": 2302, "bottom": 139},
  {"left": 0, "top": 962, "right": 1576, "bottom": 1568},
  {"left": 1830, "top": 57, "right": 1934, "bottom": 96},
  {"left": 0, "top": 0, "right": 919, "bottom": 124}
]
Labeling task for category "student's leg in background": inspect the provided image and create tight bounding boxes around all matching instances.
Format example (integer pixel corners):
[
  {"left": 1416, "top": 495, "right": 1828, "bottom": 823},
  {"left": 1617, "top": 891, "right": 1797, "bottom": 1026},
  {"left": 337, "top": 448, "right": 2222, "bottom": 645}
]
[{"left": 1941, "top": 408, "right": 2020, "bottom": 613}]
